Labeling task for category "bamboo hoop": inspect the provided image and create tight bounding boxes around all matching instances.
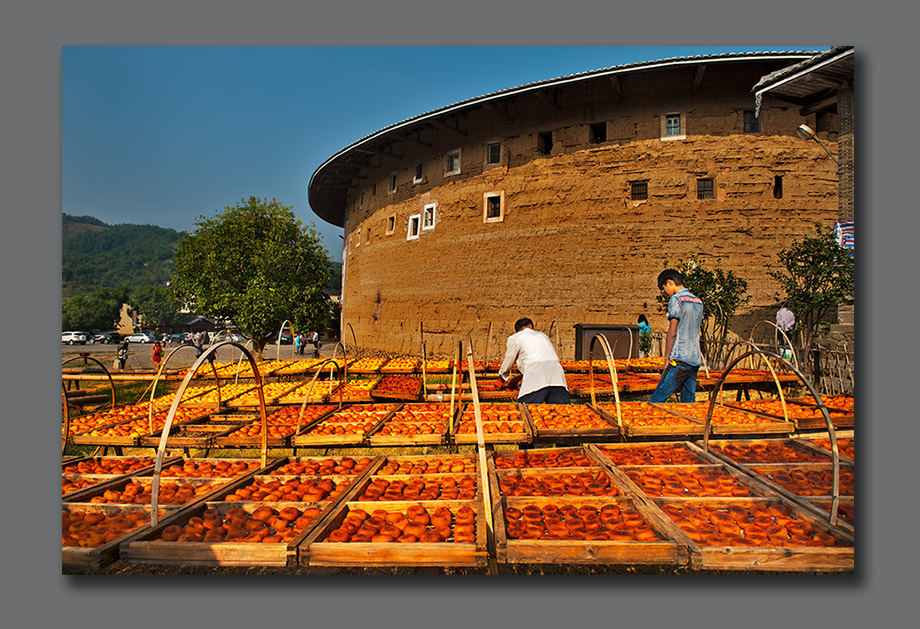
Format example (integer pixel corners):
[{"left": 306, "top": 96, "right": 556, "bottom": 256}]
[
  {"left": 145, "top": 344, "right": 220, "bottom": 433},
  {"left": 61, "top": 354, "right": 117, "bottom": 409},
  {"left": 61, "top": 355, "right": 117, "bottom": 454},
  {"left": 465, "top": 336, "right": 495, "bottom": 564},
  {"left": 485, "top": 321, "right": 493, "bottom": 362},
  {"left": 588, "top": 333, "right": 623, "bottom": 432},
  {"left": 421, "top": 340, "right": 428, "bottom": 393},
  {"left": 609, "top": 328, "right": 635, "bottom": 369},
  {"left": 701, "top": 347, "right": 841, "bottom": 526},
  {"left": 150, "top": 341, "right": 268, "bottom": 526},
  {"left": 547, "top": 319, "right": 561, "bottom": 357},
  {"left": 719, "top": 340, "right": 788, "bottom": 412},
  {"left": 344, "top": 322, "right": 358, "bottom": 356},
  {"left": 295, "top": 358, "right": 342, "bottom": 435},
  {"left": 273, "top": 320, "right": 295, "bottom": 362},
  {"left": 749, "top": 319, "right": 799, "bottom": 370}
]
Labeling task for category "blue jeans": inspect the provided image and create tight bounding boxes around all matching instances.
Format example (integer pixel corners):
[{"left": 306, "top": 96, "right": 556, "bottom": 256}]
[
  {"left": 518, "top": 386, "right": 571, "bottom": 405},
  {"left": 649, "top": 361, "right": 699, "bottom": 403}
]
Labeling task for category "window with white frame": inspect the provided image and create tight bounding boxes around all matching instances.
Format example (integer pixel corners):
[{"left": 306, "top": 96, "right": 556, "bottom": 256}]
[
  {"left": 486, "top": 141, "right": 502, "bottom": 165},
  {"left": 407, "top": 214, "right": 421, "bottom": 240},
  {"left": 413, "top": 163, "right": 424, "bottom": 184},
  {"left": 423, "top": 203, "right": 436, "bottom": 230},
  {"left": 483, "top": 191, "right": 505, "bottom": 223},
  {"left": 445, "top": 150, "right": 461, "bottom": 176},
  {"left": 662, "top": 113, "right": 685, "bottom": 139},
  {"left": 385, "top": 213, "right": 396, "bottom": 235}
]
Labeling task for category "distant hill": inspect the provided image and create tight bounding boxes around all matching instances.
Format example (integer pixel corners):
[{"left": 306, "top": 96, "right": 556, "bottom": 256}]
[{"left": 62, "top": 214, "right": 184, "bottom": 297}]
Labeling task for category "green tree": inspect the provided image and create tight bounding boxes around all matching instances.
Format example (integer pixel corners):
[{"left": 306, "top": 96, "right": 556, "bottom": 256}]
[
  {"left": 62, "top": 287, "right": 129, "bottom": 331},
  {"left": 130, "top": 285, "right": 181, "bottom": 333},
  {"left": 768, "top": 222, "right": 855, "bottom": 353},
  {"left": 170, "top": 197, "right": 332, "bottom": 356},
  {"left": 657, "top": 257, "right": 750, "bottom": 366}
]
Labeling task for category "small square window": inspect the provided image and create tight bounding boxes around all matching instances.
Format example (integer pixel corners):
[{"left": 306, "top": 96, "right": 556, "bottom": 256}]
[
  {"left": 388, "top": 174, "right": 397, "bottom": 193},
  {"left": 385, "top": 214, "right": 396, "bottom": 235},
  {"left": 413, "top": 163, "right": 424, "bottom": 184},
  {"left": 486, "top": 142, "right": 502, "bottom": 165},
  {"left": 537, "top": 131, "right": 553, "bottom": 155},
  {"left": 483, "top": 191, "right": 505, "bottom": 223},
  {"left": 744, "top": 110, "right": 760, "bottom": 134},
  {"left": 590, "top": 122, "right": 606, "bottom": 143},
  {"left": 423, "top": 203, "right": 436, "bottom": 230},
  {"left": 407, "top": 214, "right": 421, "bottom": 240},
  {"left": 773, "top": 175, "right": 783, "bottom": 199},
  {"left": 697, "top": 178, "right": 714, "bottom": 200},
  {"left": 665, "top": 114, "right": 681, "bottom": 136},
  {"left": 445, "top": 150, "right": 461, "bottom": 175},
  {"left": 630, "top": 181, "right": 648, "bottom": 201}
]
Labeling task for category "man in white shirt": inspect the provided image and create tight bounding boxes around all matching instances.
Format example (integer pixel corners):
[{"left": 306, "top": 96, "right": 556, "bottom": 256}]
[
  {"left": 776, "top": 303, "right": 795, "bottom": 349},
  {"left": 498, "top": 318, "right": 570, "bottom": 404}
]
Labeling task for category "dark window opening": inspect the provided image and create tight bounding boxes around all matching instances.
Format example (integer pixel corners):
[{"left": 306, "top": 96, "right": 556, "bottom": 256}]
[
  {"left": 486, "top": 142, "right": 501, "bottom": 165},
  {"left": 537, "top": 131, "right": 553, "bottom": 155},
  {"left": 414, "top": 163, "right": 424, "bottom": 182},
  {"left": 590, "top": 122, "right": 606, "bottom": 144},
  {"left": 631, "top": 181, "right": 648, "bottom": 201},
  {"left": 487, "top": 196, "right": 502, "bottom": 219},
  {"left": 773, "top": 175, "right": 783, "bottom": 199},
  {"left": 743, "top": 110, "right": 760, "bottom": 133},
  {"left": 697, "top": 178, "right": 714, "bottom": 200},
  {"left": 389, "top": 174, "right": 397, "bottom": 192}
]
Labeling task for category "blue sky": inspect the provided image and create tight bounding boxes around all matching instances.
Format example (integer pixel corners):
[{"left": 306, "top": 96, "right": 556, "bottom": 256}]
[{"left": 62, "top": 46, "right": 826, "bottom": 261}]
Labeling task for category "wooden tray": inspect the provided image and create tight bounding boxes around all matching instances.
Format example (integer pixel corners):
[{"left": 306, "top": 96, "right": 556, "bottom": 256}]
[
  {"left": 653, "top": 403, "right": 795, "bottom": 436},
  {"left": 648, "top": 496, "right": 854, "bottom": 572},
  {"left": 451, "top": 402, "right": 533, "bottom": 445},
  {"left": 291, "top": 404, "right": 398, "bottom": 447},
  {"left": 588, "top": 442, "right": 713, "bottom": 468},
  {"left": 593, "top": 403, "right": 702, "bottom": 438},
  {"left": 492, "top": 494, "right": 689, "bottom": 566},
  {"left": 63, "top": 475, "right": 235, "bottom": 510},
  {"left": 367, "top": 402, "right": 457, "bottom": 446},
  {"left": 138, "top": 422, "right": 241, "bottom": 447},
  {"left": 300, "top": 499, "right": 487, "bottom": 567},
  {"left": 63, "top": 504, "right": 169, "bottom": 571},
  {"left": 521, "top": 404, "right": 619, "bottom": 440},
  {"left": 722, "top": 400, "right": 854, "bottom": 431}
]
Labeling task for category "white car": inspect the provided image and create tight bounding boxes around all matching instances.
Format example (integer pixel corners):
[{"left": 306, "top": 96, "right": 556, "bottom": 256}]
[
  {"left": 125, "top": 332, "right": 154, "bottom": 343},
  {"left": 62, "top": 331, "right": 88, "bottom": 345}
]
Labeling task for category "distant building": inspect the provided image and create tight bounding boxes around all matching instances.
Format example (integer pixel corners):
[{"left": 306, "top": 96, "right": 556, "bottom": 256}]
[{"left": 309, "top": 51, "right": 843, "bottom": 358}]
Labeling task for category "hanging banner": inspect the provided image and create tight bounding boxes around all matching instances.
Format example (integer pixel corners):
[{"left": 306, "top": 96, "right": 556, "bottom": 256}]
[{"left": 834, "top": 219, "right": 854, "bottom": 253}]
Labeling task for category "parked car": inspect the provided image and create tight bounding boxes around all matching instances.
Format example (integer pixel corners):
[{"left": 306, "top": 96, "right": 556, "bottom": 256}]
[
  {"left": 62, "top": 331, "right": 88, "bottom": 345},
  {"left": 125, "top": 332, "right": 154, "bottom": 343},
  {"left": 168, "top": 333, "right": 193, "bottom": 345},
  {"left": 268, "top": 333, "right": 293, "bottom": 345},
  {"left": 94, "top": 332, "right": 121, "bottom": 344}
]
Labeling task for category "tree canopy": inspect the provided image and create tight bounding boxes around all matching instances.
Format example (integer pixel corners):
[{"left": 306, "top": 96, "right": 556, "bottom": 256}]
[
  {"left": 170, "top": 197, "right": 332, "bottom": 354},
  {"left": 62, "top": 287, "right": 129, "bottom": 331},
  {"left": 130, "top": 285, "right": 181, "bottom": 333},
  {"left": 768, "top": 222, "right": 855, "bottom": 353}
]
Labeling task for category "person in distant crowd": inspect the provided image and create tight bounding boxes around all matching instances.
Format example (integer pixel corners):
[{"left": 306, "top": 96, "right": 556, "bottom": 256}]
[
  {"left": 311, "top": 330, "right": 321, "bottom": 357},
  {"left": 294, "top": 333, "right": 303, "bottom": 355},
  {"left": 194, "top": 331, "right": 204, "bottom": 358},
  {"left": 648, "top": 269, "right": 704, "bottom": 403},
  {"left": 151, "top": 341, "right": 163, "bottom": 370},
  {"left": 637, "top": 314, "right": 651, "bottom": 358},
  {"left": 116, "top": 339, "right": 129, "bottom": 370},
  {"left": 776, "top": 302, "right": 796, "bottom": 350},
  {"left": 497, "top": 317, "right": 570, "bottom": 404}
]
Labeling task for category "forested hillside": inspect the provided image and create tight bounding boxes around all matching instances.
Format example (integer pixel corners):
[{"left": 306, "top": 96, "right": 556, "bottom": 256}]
[{"left": 62, "top": 214, "right": 183, "bottom": 297}]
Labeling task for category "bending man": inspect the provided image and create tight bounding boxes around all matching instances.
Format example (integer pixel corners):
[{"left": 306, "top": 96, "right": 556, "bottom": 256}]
[{"left": 498, "top": 317, "right": 570, "bottom": 404}]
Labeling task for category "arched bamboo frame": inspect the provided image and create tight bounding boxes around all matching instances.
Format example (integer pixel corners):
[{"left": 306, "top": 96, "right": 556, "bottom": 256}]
[
  {"left": 448, "top": 340, "right": 461, "bottom": 434},
  {"left": 718, "top": 340, "right": 788, "bottom": 412},
  {"left": 547, "top": 320, "right": 561, "bottom": 357},
  {"left": 274, "top": 320, "right": 295, "bottom": 362},
  {"left": 294, "top": 357, "right": 343, "bottom": 435},
  {"left": 588, "top": 333, "right": 623, "bottom": 433},
  {"left": 344, "top": 322, "right": 358, "bottom": 356},
  {"left": 749, "top": 319, "right": 799, "bottom": 370},
  {"left": 609, "top": 328, "right": 635, "bottom": 371},
  {"left": 485, "top": 321, "right": 493, "bottom": 362},
  {"left": 145, "top": 344, "right": 221, "bottom": 433},
  {"left": 149, "top": 341, "right": 268, "bottom": 526},
  {"left": 701, "top": 347, "right": 842, "bottom": 525},
  {"left": 61, "top": 355, "right": 117, "bottom": 454}
]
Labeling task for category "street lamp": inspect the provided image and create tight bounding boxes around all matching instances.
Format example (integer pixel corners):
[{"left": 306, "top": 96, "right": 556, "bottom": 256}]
[{"left": 796, "top": 123, "right": 840, "bottom": 171}]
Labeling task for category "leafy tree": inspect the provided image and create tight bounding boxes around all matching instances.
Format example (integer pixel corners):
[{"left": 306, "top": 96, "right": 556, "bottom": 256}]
[
  {"left": 768, "top": 222, "right": 855, "bottom": 353},
  {"left": 62, "top": 287, "right": 129, "bottom": 331},
  {"left": 657, "top": 257, "right": 750, "bottom": 367},
  {"left": 130, "top": 285, "right": 181, "bottom": 333},
  {"left": 170, "top": 197, "right": 332, "bottom": 356}
]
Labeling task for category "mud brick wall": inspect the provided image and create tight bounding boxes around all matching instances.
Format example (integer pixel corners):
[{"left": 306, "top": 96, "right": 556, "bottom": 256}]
[{"left": 341, "top": 134, "right": 837, "bottom": 359}]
